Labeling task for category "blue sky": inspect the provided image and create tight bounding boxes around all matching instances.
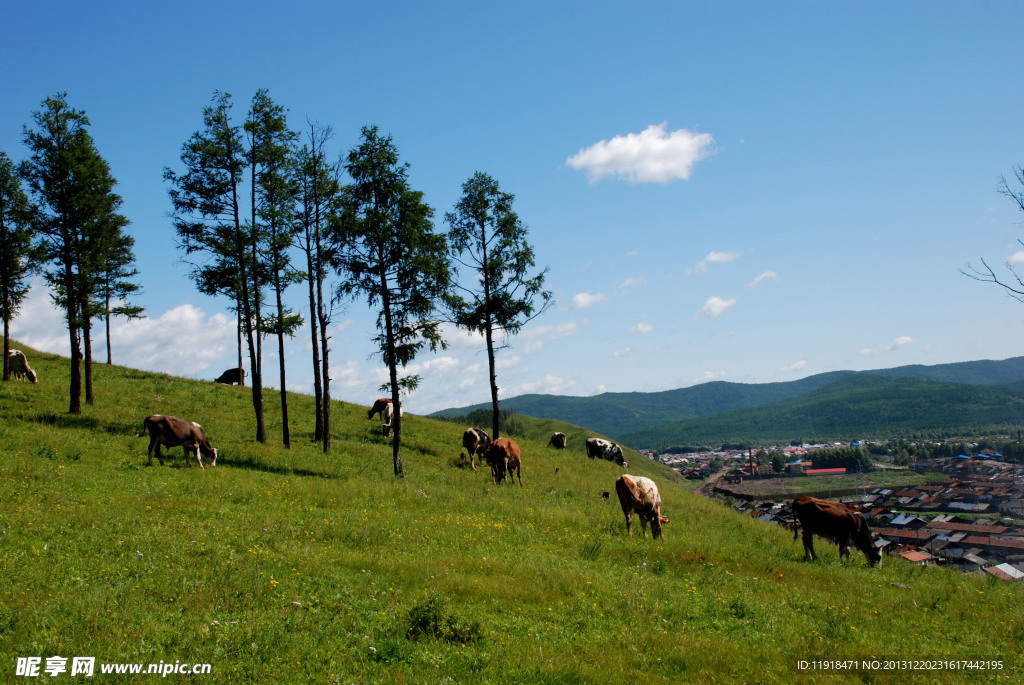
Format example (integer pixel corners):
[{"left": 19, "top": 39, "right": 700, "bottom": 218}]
[{"left": 3, "top": 2, "right": 1024, "bottom": 414}]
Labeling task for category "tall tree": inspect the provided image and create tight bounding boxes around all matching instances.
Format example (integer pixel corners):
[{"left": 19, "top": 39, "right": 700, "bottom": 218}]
[
  {"left": 963, "top": 165, "right": 1024, "bottom": 298},
  {"left": 335, "top": 126, "right": 451, "bottom": 477},
  {"left": 165, "top": 91, "right": 266, "bottom": 441},
  {"left": 0, "top": 149, "right": 35, "bottom": 380},
  {"left": 246, "top": 90, "right": 301, "bottom": 448},
  {"left": 97, "top": 224, "right": 144, "bottom": 364},
  {"left": 21, "top": 93, "right": 122, "bottom": 413},
  {"left": 445, "top": 171, "right": 551, "bottom": 438},
  {"left": 295, "top": 123, "right": 341, "bottom": 450}
]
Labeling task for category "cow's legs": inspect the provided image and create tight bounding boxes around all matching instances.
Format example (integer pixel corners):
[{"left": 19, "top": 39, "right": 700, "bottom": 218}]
[
  {"left": 802, "top": 531, "right": 816, "bottom": 560},
  {"left": 147, "top": 440, "right": 164, "bottom": 466},
  {"left": 192, "top": 446, "right": 205, "bottom": 470},
  {"left": 624, "top": 511, "right": 633, "bottom": 536}
]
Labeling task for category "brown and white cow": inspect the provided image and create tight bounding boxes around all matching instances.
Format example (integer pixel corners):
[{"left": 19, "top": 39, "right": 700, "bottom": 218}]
[
  {"left": 615, "top": 474, "right": 669, "bottom": 539},
  {"left": 548, "top": 432, "right": 567, "bottom": 449},
  {"left": 792, "top": 496, "right": 881, "bottom": 566},
  {"left": 586, "top": 437, "right": 629, "bottom": 468},
  {"left": 214, "top": 367, "right": 245, "bottom": 385},
  {"left": 461, "top": 427, "right": 491, "bottom": 469},
  {"left": 139, "top": 414, "right": 217, "bottom": 470},
  {"left": 367, "top": 397, "right": 398, "bottom": 420},
  {"left": 485, "top": 437, "right": 522, "bottom": 486},
  {"left": 7, "top": 349, "right": 37, "bottom": 383}
]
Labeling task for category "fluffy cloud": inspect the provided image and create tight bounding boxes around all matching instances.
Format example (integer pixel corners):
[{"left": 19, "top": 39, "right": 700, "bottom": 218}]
[
  {"left": 689, "top": 250, "right": 742, "bottom": 275},
  {"left": 566, "top": 122, "right": 714, "bottom": 184},
  {"left": 747, "top": 271, "right": 779, "bottom": 289},
  {"left": 698, "top": 296, "right": 738, "bottom": 319},
  {"left": 630, "top": 322, "right": 654, "bottom": 334},
  {"left": 860, "top": 336, "right": 913, "bottom": 356},
  {"left": 695, "top": 370, "right": 727, "bottom": 383},
  {"left": 571, "top": 292, "right": 608, "bottom": 310},
  {"left": 613, "top": 347, "right": 635, "bottom": 358},
  {"left": 780, "top": 360, "right": 807, "bottom": 373},
  {"left": 618, "top": 277, "right": 645, "bottom": 293},
  {"left": 9, "top": 282, "right": 236, "bottom": 378},
  {"left": 1008, "top": 251, "right": 1024, "bottom": 265},
  {"left": 506, "top": 374, "right": 577, "bottom": 396}
]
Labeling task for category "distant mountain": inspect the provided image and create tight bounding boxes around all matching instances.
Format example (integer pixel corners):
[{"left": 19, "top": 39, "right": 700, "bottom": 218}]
[
  {"left": 618, "top": 375, "right": 1024, "bottom": 448},
  {"left": 430, "top": 356, "right": 1024, "bottom": 445}
]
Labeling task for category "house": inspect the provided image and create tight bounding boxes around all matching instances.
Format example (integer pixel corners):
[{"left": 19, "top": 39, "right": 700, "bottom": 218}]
[{"left": 983, "top": 563, "right": 1024, "bottom": 581}]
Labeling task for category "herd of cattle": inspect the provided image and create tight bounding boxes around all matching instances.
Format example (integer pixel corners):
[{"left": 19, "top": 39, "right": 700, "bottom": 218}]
[{"left": 9, "top": 353, "right": 883, "bottom": 564}]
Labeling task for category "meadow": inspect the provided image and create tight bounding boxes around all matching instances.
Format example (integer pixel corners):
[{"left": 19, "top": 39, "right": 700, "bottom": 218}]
[{"left": 2, "top": 344, "right": 1023, "bottom": 684}]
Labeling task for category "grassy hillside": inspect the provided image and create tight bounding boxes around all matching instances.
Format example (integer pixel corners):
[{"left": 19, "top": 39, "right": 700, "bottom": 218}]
[
  {"left": 619, "top": 375, "right": 1024, "bottom": 448},
  {"left": 2, "top": 344, "right": 1023, "bottom": 683}
]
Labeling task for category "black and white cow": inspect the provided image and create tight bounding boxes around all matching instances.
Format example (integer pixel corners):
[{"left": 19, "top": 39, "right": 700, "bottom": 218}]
[
  {"left": 461, "top": 427, "right": 491, "bottom": 469},
  {"left": 586, "top": 437, "right": 629, "bottom": 468}
]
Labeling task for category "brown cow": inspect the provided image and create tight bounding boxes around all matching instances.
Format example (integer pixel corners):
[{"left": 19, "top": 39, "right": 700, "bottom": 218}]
[
  {"left": 485, "top": 437, "right": 522, "bottom": 486},
  {"left": 461, "top": 427, "right": 491, "bottom": 469},
  {"left": 7, "top": 349, "right": 37, "bottom": 383},
  {"left": 792, "top": 496, "right": 881, "bottom": 566},
  {"left": 381, "top": 401, "right": 400, "bottom": 438},
  {"left": 214, "top": 367, "right": 245, "bottom": 385},
  {"left": 139, "top": 414, "right": 217, "bottom": 470},
  {"left": 615, "top": 474, "right": 669, "bottom": 539},
  {"left": 548, "top": 432, "right": 567, "bottom": 449}
]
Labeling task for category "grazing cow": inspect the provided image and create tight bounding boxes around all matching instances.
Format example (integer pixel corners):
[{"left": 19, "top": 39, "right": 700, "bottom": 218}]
[
  {"left": 586, "top": 437, "right": 629, "bottom": 468},
  {"left": 7, "top": 349, "right": 37, "bottom": 383},
  {"left": 461, "top": 427, "right": 491, "bottom": 469},
  {"left": 548, "top": 432, "right": 567, "bottom": 449},
  {"left": 139, "top": 414, "right": 217, "bottom": 470},
  {"left": 615, "top": 474, "right": 669, "bottom": 539},
  {"left": 214, "top": 367, "right": 245, "bottom": 385},
  {"left": 792, "top": 496, "right": 882, "bottom": 566},
  {"left": 367, "top": 397, "right": 398, "bottom": 420},
  {"left": 485, "top": 437, "right": 522, "bottom": 486}
]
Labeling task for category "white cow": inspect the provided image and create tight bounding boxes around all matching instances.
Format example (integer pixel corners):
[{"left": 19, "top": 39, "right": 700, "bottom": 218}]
[
  {"left": 615, "top": 474, "right": 669, "bottom": 539},
  {"left": 7, "top": 349, "right": 37, "bottom": 383}
]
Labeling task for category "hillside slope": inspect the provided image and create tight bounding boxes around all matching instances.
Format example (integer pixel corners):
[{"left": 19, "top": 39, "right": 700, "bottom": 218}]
[{"left": 1, "top": 343, "right": 1022, "bottom": 683}]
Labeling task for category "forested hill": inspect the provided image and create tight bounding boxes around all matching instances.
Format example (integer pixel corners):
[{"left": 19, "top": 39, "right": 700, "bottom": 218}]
[
  {"left": 431, "top": 356, "right": 1024, "bottom": 445},
  {"left": 617, "top": 375, "right": 1024, "bottom": 448}
]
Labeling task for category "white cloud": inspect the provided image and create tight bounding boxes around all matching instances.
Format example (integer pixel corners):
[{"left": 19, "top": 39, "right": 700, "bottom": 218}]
[
  {"left": 695, "top": 370, "right": 727, "bottom": 383},
  {"left": 9, "top": 281, "right": 236, "bottom": 378},
  {"left": 630, "top": 322, "right": 654, "bottom": 334},
  {"left": 689, "top": 250, "right": 742, "bottom": 275},
  {"left": 747, "top": 271, "right": 779, "bottom": 289},
  {"left": 571, "top": 292, "right": 608, "bottom": 310},
  {"left": 566, "top": 122, "right": 715, "bottom": 184},
  {"left": 618, "top": 277, "right": 645, "bottom": 293},
  {"left": 780, "top": 360, "right": 807, "bottom": 373},
  {"left": 613, "top": 347, "right": 635, "bottom": 358},
  {"left": 506, "top": 374, "right": 576, "bottom": 396},
  {"left": 860, "top": 335, "right": 913, "bottom": 356},
  {"left": 1007, "top": 251, "right": 1024, "bottom": 265},
  {"left": 698, "top": 296, "right": 738, "bottom": 319},
  {"left": 625, "top": 251, "right": 640, "bottom": 258}
]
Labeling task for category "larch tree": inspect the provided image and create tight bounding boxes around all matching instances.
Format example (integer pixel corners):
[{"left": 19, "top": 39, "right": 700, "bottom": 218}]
[
  {"left": 246, "top": 90, "right": 302, "bottom": 448},
  {"left": 97, "top": 223, "right": 144, "bottom": 365},
  {"left": 295, "top": 122, "right": 342, "bottom": 451},
  {"left": 165, "top": 90, "right": 267, "bottom": 441},
  {"left": 21, "top": 93, "right": 125, "bottom": 413},
  {"left": 445, "top": 171, "right": 551, "bottom": 439},
  {"left": 0, "top": 149, "right": 35, "bottom": 380},
  {"left": 335, "top": 126, "right": 451, "bottom": 477}
]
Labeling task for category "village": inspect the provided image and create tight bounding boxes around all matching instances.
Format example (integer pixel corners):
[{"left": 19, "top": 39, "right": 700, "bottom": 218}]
[{"left": 642, "top": 444, "right": 1024, "bottom": 581}]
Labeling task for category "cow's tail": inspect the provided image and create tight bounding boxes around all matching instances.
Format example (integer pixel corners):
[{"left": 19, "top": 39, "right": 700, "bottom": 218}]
[{"left": 135, "top": 416, "right": 149, "bottom": 439}]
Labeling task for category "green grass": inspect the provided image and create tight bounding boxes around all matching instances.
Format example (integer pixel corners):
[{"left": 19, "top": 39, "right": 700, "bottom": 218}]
[{"left": 1, "top": 343, "right": 1023, "bottom": 683}]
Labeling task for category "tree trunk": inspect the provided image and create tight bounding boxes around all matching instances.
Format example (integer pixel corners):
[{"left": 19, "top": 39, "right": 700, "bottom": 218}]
[
  {"left": 104, "top": 290, "right": 113, "bottom": 364},
  {"left": 274, "top": 279, "right": 290, "bottom": 449},
  {"left": 236, "top": 305, "right": 244, "bottom": 385},
  {"left": 380, "top": 271, "right": 402, "bottom": 477},
  {"left": 3, "top": 314, "right": 10, "bottom": 381},
  {"left": 83, "top": 308, "right": 94, "bottom": 404},
  {"left": 305, "top": 238, "right": 323, "bottom": 442}
]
